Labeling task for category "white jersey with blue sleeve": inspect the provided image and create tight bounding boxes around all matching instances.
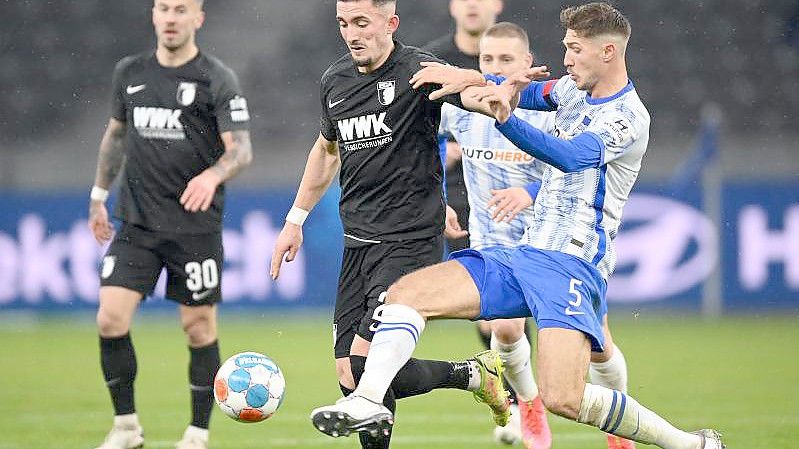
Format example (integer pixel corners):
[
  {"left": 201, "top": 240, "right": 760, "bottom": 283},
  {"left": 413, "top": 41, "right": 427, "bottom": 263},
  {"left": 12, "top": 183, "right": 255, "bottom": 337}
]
[
  {"left": 440, "top": 103, "right": 554, "bottom": 249},
  {"left": 496, "top": 76, "right": 650, "bottom": 279}
]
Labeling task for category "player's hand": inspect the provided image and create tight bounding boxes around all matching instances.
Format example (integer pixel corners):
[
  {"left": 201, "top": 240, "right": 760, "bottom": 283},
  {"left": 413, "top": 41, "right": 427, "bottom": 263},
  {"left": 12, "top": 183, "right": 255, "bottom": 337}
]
[
  {"left": 487, "top": 187, "right": 534, "bottom": 223},
  {"left": 444, "top": 205, "right": 468, "bottom": 240},
  {"left": 270, "top": 223, "right": 303, "bottom": 280},
  {"left": 410, "top": 62, "right": 485, "bottom": 101},
  {"left": 88, "top": 200, "right": 114, "bottom": 245},
  {"left": 502, "top": 65, "right": 550, "bottom": 95},
  {"left": 181, "top": 169, "right": 222, "bottom": 213},
  {"left": 470, "top": 82, "right": 514, "bottom": 124}
]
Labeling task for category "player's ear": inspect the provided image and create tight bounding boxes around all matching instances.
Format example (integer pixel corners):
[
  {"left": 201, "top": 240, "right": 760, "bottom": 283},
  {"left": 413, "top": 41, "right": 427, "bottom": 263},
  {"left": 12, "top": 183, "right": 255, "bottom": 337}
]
[
  {"left": 195, "top": 10, "right": 206, "bottom": 30},
  {"left": 524, "top": 51, "right": 533, "bottom": 68},
  {"left": 494, "top": 0, "right": 504, "bottom": 16},
  {"left": 387, "top": 14, "right": 399, "bottom": 34},
  {"left": 601, "top": 42, "right": 616, "bottom": 63}
]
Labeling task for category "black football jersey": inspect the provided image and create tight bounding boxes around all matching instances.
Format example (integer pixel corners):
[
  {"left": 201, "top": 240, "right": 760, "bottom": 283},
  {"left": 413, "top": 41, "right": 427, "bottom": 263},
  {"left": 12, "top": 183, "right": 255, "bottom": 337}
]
[
  {"left": 320, "top": 41, "right": 461, "bottom": 247},
  {"left": 422, "top": 34, "right": 480, "bottom": 71},
  {"left": 110, "top": 51, "right": 250, "bottom": 234}
]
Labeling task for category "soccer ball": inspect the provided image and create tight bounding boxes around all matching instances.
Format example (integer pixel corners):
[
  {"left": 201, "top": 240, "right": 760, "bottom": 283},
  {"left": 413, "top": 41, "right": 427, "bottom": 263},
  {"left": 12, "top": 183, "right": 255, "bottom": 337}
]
[{"left": 213, "top": 351, "right": 286, "bottom": 423}]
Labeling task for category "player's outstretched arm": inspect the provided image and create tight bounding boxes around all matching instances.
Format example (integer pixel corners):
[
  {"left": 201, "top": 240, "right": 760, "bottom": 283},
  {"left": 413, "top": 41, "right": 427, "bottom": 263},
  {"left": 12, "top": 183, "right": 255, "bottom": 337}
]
[
  {"left": 181, "top": 130, "right": 253, "bottom": 213},
  {"left": 270, "top": 134, "right": 340, "bottom": 280},
  {"left": 410, "top": 62, "right": 486, "bottom": 101},
  {"left": 88, "top": 117, "right": 126, "bottom": 245}
]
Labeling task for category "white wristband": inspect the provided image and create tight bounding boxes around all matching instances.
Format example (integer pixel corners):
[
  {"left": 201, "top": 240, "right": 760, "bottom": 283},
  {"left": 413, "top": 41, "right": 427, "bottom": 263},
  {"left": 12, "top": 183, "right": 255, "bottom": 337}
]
[
  {"left": 286, "top": 206, "right": 309, "bottom": 226},
  {"left": 90, "top": 186, "right": 109, "bottom": 202}
]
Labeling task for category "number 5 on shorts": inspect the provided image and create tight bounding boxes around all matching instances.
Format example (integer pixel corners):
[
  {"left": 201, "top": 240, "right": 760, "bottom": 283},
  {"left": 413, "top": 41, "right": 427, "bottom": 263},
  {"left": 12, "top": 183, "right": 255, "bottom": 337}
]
[{"left": 565, "top": 278, "right": 585, "bottom": 316}]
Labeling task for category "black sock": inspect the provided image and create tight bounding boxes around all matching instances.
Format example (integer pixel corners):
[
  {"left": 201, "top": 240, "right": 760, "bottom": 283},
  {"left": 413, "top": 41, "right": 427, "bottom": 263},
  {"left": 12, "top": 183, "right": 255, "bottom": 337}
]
[
  {"left": 100, "top": 334, "right": 137, "bottom": 415},
  {"left": 189, "top": 340, "right": 220, "bottom": 429},
  {"left": 392, "top": 358, "right": 471, "bottom": 399},
  {"left": 477, "top": 325, "right": 492, "bottom": 349},
  {"left": 351, "top": 355, "right": 394, "bottom": 449}
]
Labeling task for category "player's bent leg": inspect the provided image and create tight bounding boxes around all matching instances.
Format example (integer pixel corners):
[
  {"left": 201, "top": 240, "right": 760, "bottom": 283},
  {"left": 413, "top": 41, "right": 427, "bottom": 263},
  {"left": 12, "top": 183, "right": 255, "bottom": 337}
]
[
  {"left": 385, "top": 260, "right": 482, "bottom": 319},
  {"left": 336, "top": 357, "right": 357, "bottom": 391},
  {"left": 536, "top": 327, "right": 591, "bottom": 420},
  {"left": 589, "top": 317, "right": 635, "bottom": 449},
  {"left": 177, "top": 305, "right": 220, "bottom": 449},
  {"left": 491, "top": 319, "right": 550, "bottom": 449},
  {"left": 96, "top": 287, "right": 144, "bottom": 449}
]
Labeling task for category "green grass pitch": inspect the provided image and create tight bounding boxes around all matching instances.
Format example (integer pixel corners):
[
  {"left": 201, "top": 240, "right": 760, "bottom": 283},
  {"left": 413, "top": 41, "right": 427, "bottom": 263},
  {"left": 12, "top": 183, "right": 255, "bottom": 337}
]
[{"left": 0, "top": 312, "right": 797, "bottom": 448}]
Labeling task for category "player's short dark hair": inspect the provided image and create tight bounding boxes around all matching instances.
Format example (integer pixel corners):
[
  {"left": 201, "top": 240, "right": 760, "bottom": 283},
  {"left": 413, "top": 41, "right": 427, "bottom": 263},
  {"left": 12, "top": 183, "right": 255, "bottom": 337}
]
[
  {"left": 560, "top": 2, "right": 631, "bottom": 40},
  {"left": 483, "top": 22, "right": 529, "bottom": 49},
  {"left": 337, "top": 0, "right": 396, "bottom": 6}
]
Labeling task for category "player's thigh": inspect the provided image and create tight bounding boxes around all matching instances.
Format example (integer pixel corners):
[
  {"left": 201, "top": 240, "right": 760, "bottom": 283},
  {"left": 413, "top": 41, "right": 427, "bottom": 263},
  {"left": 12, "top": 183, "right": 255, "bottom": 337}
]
[
  {"left": 179, "top": 303, "right": 218, "bottom": 347},
  {"left": 358, "top": 235, "right": 444, "bottom": 339},
  {"left": 387, "top": 260, "right": 481, "bottom": 319},
  {"left": 535, "top": 327, "right": 591, "bottom": 419},
  {"left": 161, "top": 232, "right": 223, "bottom": 306},
  {"left": 97, "top": 286, "right": 144, "bottom": 337},
  {"left": 490, "top": 318, "right": 527, "bottom": 344},
  {"left": 333, "top": 246, "right": 367, "bottom": 359},
  {"left": 99, "top": 223, "right": 163, "bottom": 300}
]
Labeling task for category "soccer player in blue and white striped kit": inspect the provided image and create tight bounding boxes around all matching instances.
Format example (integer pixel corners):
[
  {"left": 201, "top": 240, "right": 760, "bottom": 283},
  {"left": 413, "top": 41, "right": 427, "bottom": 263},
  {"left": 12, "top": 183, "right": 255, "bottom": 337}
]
[{"left": 311, "top": 3, "right": 724, "bottom": 449}]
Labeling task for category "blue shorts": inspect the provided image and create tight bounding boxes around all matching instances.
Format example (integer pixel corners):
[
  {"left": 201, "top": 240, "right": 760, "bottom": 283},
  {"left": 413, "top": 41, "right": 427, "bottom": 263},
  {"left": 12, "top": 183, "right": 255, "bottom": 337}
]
[{"left": 449, "top": 245, "right": 608, "bottom": 352}]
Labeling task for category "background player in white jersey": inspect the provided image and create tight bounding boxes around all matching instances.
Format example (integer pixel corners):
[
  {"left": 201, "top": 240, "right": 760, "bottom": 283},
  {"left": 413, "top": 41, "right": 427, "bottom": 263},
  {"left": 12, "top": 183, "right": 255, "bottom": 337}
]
[
  {"left": 88, "top": 1, "right": 253, "bottom": 449},
  {"left": 439, "top": 22, "right": 553, "bottom": 449},
  {"left": 311, "top": 3, "right": 725, "bottom": 449}
]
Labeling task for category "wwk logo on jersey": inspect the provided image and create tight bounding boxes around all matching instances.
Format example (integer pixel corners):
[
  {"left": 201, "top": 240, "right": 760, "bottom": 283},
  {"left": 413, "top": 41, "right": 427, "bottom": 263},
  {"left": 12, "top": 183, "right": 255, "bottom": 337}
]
[
  {"left": 377, "top": 80, "right": 396, "bottom": 105},
  {"left": 337, "top": 112, "right": 393, "bottom": 151},
  {"left": 133, "top": 107, "right": 186, "bottom": 140}
]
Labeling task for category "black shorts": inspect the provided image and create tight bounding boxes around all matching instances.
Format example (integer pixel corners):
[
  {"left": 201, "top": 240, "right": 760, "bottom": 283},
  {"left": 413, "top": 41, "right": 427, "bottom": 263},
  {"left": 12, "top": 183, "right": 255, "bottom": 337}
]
[
  {"left": 333, "top": 235, "right": 443, "bottom": 358},
  {"left": 100, "top": 223, "right": 223, "bottom": 306}
]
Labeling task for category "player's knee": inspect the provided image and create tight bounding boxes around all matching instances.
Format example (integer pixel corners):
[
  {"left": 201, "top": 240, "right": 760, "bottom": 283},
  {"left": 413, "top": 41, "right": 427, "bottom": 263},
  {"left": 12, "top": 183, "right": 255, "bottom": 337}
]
[
  {"left": 96, "top": 308, "right": 129, "bottom": 337},
  {"left": 183, "top": 315, "right": 217, "bottom": 347},
  {"left": 491, "top": 321, "right": 524, "bottom": 344},
  {"left": 386, "top": 275, "right": 428, "bottom": 312},
  {"left": 539, "top": 388, "right": 580, "bottom": 420}
]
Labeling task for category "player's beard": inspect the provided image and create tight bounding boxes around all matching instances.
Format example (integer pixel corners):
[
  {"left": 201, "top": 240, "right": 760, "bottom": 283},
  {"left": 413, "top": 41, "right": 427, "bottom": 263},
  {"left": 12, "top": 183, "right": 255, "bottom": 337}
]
[
  {"left": 352, "top": 55, "right": 373, "bottom": 67},
  {"left": 161, "top": 32, "right": 190, "bottom": 52}
]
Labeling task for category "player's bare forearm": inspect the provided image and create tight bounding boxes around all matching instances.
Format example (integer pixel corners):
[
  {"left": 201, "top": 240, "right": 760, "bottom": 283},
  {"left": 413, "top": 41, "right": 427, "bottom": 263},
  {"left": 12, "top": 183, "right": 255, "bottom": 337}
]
[
  {"left": 211, "top": 130, "right": 253, "bottom": 182},
  {"left": 93, "top": 118, "right": 127, "bottom": 188},
  {"left": 293, "top": 133, "right": 340, "bottom": 211}
]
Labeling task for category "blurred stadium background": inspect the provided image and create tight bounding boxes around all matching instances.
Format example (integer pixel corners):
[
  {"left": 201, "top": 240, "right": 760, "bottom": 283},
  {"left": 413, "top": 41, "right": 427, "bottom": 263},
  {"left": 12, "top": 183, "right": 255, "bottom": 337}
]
[{"left": 1, "top": 1, "right": 798, "bottom": 448}]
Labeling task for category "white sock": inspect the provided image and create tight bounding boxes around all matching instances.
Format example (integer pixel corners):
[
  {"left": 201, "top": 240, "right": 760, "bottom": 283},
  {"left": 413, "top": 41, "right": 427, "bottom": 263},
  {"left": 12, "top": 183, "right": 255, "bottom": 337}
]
[
  {"left": 354, "top": 304, "right": 426, "bottom": 404},
  {"left": 490, "top": 334, "right": 539, "bottom": 401},
  {"left": 590, "top": 344, "right": 628, "bottom": 392},
  {"left": 113, "top": 413, "right": 140, "bottom": 430},
  {"left": 578, "top": 384, "right": 702, "bottom": 449},
  {"left": 183, "top": 425, "right": 209, "bottom": 442}
]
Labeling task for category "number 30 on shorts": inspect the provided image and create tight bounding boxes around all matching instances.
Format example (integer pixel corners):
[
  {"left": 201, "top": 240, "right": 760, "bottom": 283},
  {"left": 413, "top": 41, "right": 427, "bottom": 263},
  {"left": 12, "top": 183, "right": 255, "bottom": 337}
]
[{"left": 185, "top": 259, "right": 219, "bottom": 292}]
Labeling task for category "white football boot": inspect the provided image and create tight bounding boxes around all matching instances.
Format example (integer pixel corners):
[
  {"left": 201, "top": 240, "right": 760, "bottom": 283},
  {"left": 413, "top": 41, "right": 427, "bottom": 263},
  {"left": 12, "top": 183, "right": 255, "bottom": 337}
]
[
  {"left": 94, "top": 423, "right": 144, "bottom": 449},
  {"left": 493, "top": 403, "right": 522, "bottom": 444},
  {"left": 692, "top": 429, "right": 725, "bottom": 449},
  {"left": 175, "top": 426, "right": 209, "bottom": 449},
  {"left": 310, "top": 395, "right": 393, "bottom": 438}
]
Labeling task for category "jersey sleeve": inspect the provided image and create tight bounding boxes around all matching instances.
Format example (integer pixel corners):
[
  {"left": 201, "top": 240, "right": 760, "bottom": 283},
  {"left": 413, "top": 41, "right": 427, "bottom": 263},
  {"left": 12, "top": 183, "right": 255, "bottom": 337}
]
[
  {"left": 438, "top": 103, "right": 455, "bottom": 137},
  {"left": 584, "top": 108, "right": 641, "bottom": 165},
  {"left": 109, "top": 57, "right": 131, "bottom": 121},
  {"left": 319, "top": 76, "right": 337, "bottom": 141},
  {"left": 212, "top": 66, "right": 250, "bottom": 133}
]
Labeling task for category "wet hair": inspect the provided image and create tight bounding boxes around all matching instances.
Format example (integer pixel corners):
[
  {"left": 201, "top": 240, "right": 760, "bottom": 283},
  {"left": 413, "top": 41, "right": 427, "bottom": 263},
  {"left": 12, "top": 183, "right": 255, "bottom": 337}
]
[
  {"left": 560, "top": 2, "right": 631, "bottom": 39},
  {"left": 483, "top": 22, "right": 529, "bottom": 49}
]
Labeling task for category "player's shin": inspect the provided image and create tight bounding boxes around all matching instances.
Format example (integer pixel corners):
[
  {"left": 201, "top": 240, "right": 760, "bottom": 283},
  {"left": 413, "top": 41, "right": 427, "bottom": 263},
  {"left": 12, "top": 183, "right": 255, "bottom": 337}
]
[
  {"left": 490, "top": 333, "right": 538, "bottom": 400},
  {"left": 100, "top": 333, "right": 138, "bottom": 416},
  {"left": 354, "top": 304, "right": 426, "bottom": 403},
  {"left": 578, "top": 384, "right": 702, "bottom": 449},
  {"left": 590, "top": 344, "right": 628, "bottom": 393},
  {"left": 189, "top": 340, "right": 220, "bottom": 429}
]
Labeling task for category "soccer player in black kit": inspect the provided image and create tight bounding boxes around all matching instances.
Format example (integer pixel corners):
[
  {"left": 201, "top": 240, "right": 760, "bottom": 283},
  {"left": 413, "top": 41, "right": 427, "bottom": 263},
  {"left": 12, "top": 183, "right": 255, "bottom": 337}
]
[
  {"left": 270, "top": 1, "right": 510, "bottom": 448},
  {"left": 87, "top": 1, "right": 252, "bottom": 449}
]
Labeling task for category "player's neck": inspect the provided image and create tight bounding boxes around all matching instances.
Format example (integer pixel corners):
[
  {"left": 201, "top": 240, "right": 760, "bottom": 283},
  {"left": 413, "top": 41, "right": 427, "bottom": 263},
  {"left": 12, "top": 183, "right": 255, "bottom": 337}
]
[
  {"left": 156, "top": 42, "right": 200, "bottom": 68},
  {"left": 454, "top": 28, "right": 482, "bottom": 56},
  {"left": 588, "top": 68, "right": 629, "bottom": 99}
]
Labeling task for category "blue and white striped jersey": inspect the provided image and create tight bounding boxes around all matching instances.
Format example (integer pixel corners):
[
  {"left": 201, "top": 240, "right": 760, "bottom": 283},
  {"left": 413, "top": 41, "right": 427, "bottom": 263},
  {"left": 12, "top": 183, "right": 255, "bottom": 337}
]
[
  {"left": 521, "top": 76, "right": 650, "bottom": 279},
  {"left": 440, "top": 104, "right": 554, "bottom": 249}
]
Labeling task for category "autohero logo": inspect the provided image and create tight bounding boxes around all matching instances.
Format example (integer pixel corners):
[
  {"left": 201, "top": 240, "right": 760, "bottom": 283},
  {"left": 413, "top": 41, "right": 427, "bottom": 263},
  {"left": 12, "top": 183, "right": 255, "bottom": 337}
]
[
  {"left": 609, "top": 194, "right": 717, "bottom": 302},
  {"left": 336, "top": 112, "right": 393, "bottom": 152},
  {"left": 461, "top": 146, "right": 535, "bottom": 164},
  {"left": 133, "top": 106, "right": 186, "bottom": 140}
]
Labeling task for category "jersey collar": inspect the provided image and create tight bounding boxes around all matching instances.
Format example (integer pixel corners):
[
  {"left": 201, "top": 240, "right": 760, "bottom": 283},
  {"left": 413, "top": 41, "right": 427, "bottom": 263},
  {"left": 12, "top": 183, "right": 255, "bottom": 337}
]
[{"left": 585, "top": 80, "right": 635, "bottom": 105}]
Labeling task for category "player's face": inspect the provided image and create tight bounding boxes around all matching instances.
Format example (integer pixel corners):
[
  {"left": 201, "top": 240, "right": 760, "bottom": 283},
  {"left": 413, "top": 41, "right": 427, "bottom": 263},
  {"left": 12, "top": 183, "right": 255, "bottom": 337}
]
[
  {"left": 562, "top": 29, "right": 603, "bottom": 91},
  {"left": 478, "top": 36, "right": 532, "bottom": 77},
  {"left": 449, "top": 0, "right": 502, "bottom": 35},
  {"left": 336, "top": 1, "right": 399, "bottom": 71},
  {"left": 152, "top": 0, "right": 204, "bottom": 52}
]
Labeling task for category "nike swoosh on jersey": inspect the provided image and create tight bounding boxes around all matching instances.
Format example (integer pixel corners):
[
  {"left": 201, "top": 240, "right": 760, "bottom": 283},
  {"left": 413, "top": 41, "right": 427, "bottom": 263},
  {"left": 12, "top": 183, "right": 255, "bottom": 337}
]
[
  {"left": 328, "top": 97, "right": 346, "bottom": 108},
  {"left": 192, "top": 290, "right": 213, "bottom": 301},
  {"left": 127, "top": 84, "right": 146, "bottom": 94},
  {"left": 564, "top": 307, "right": 585, "bottom": 316}
]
